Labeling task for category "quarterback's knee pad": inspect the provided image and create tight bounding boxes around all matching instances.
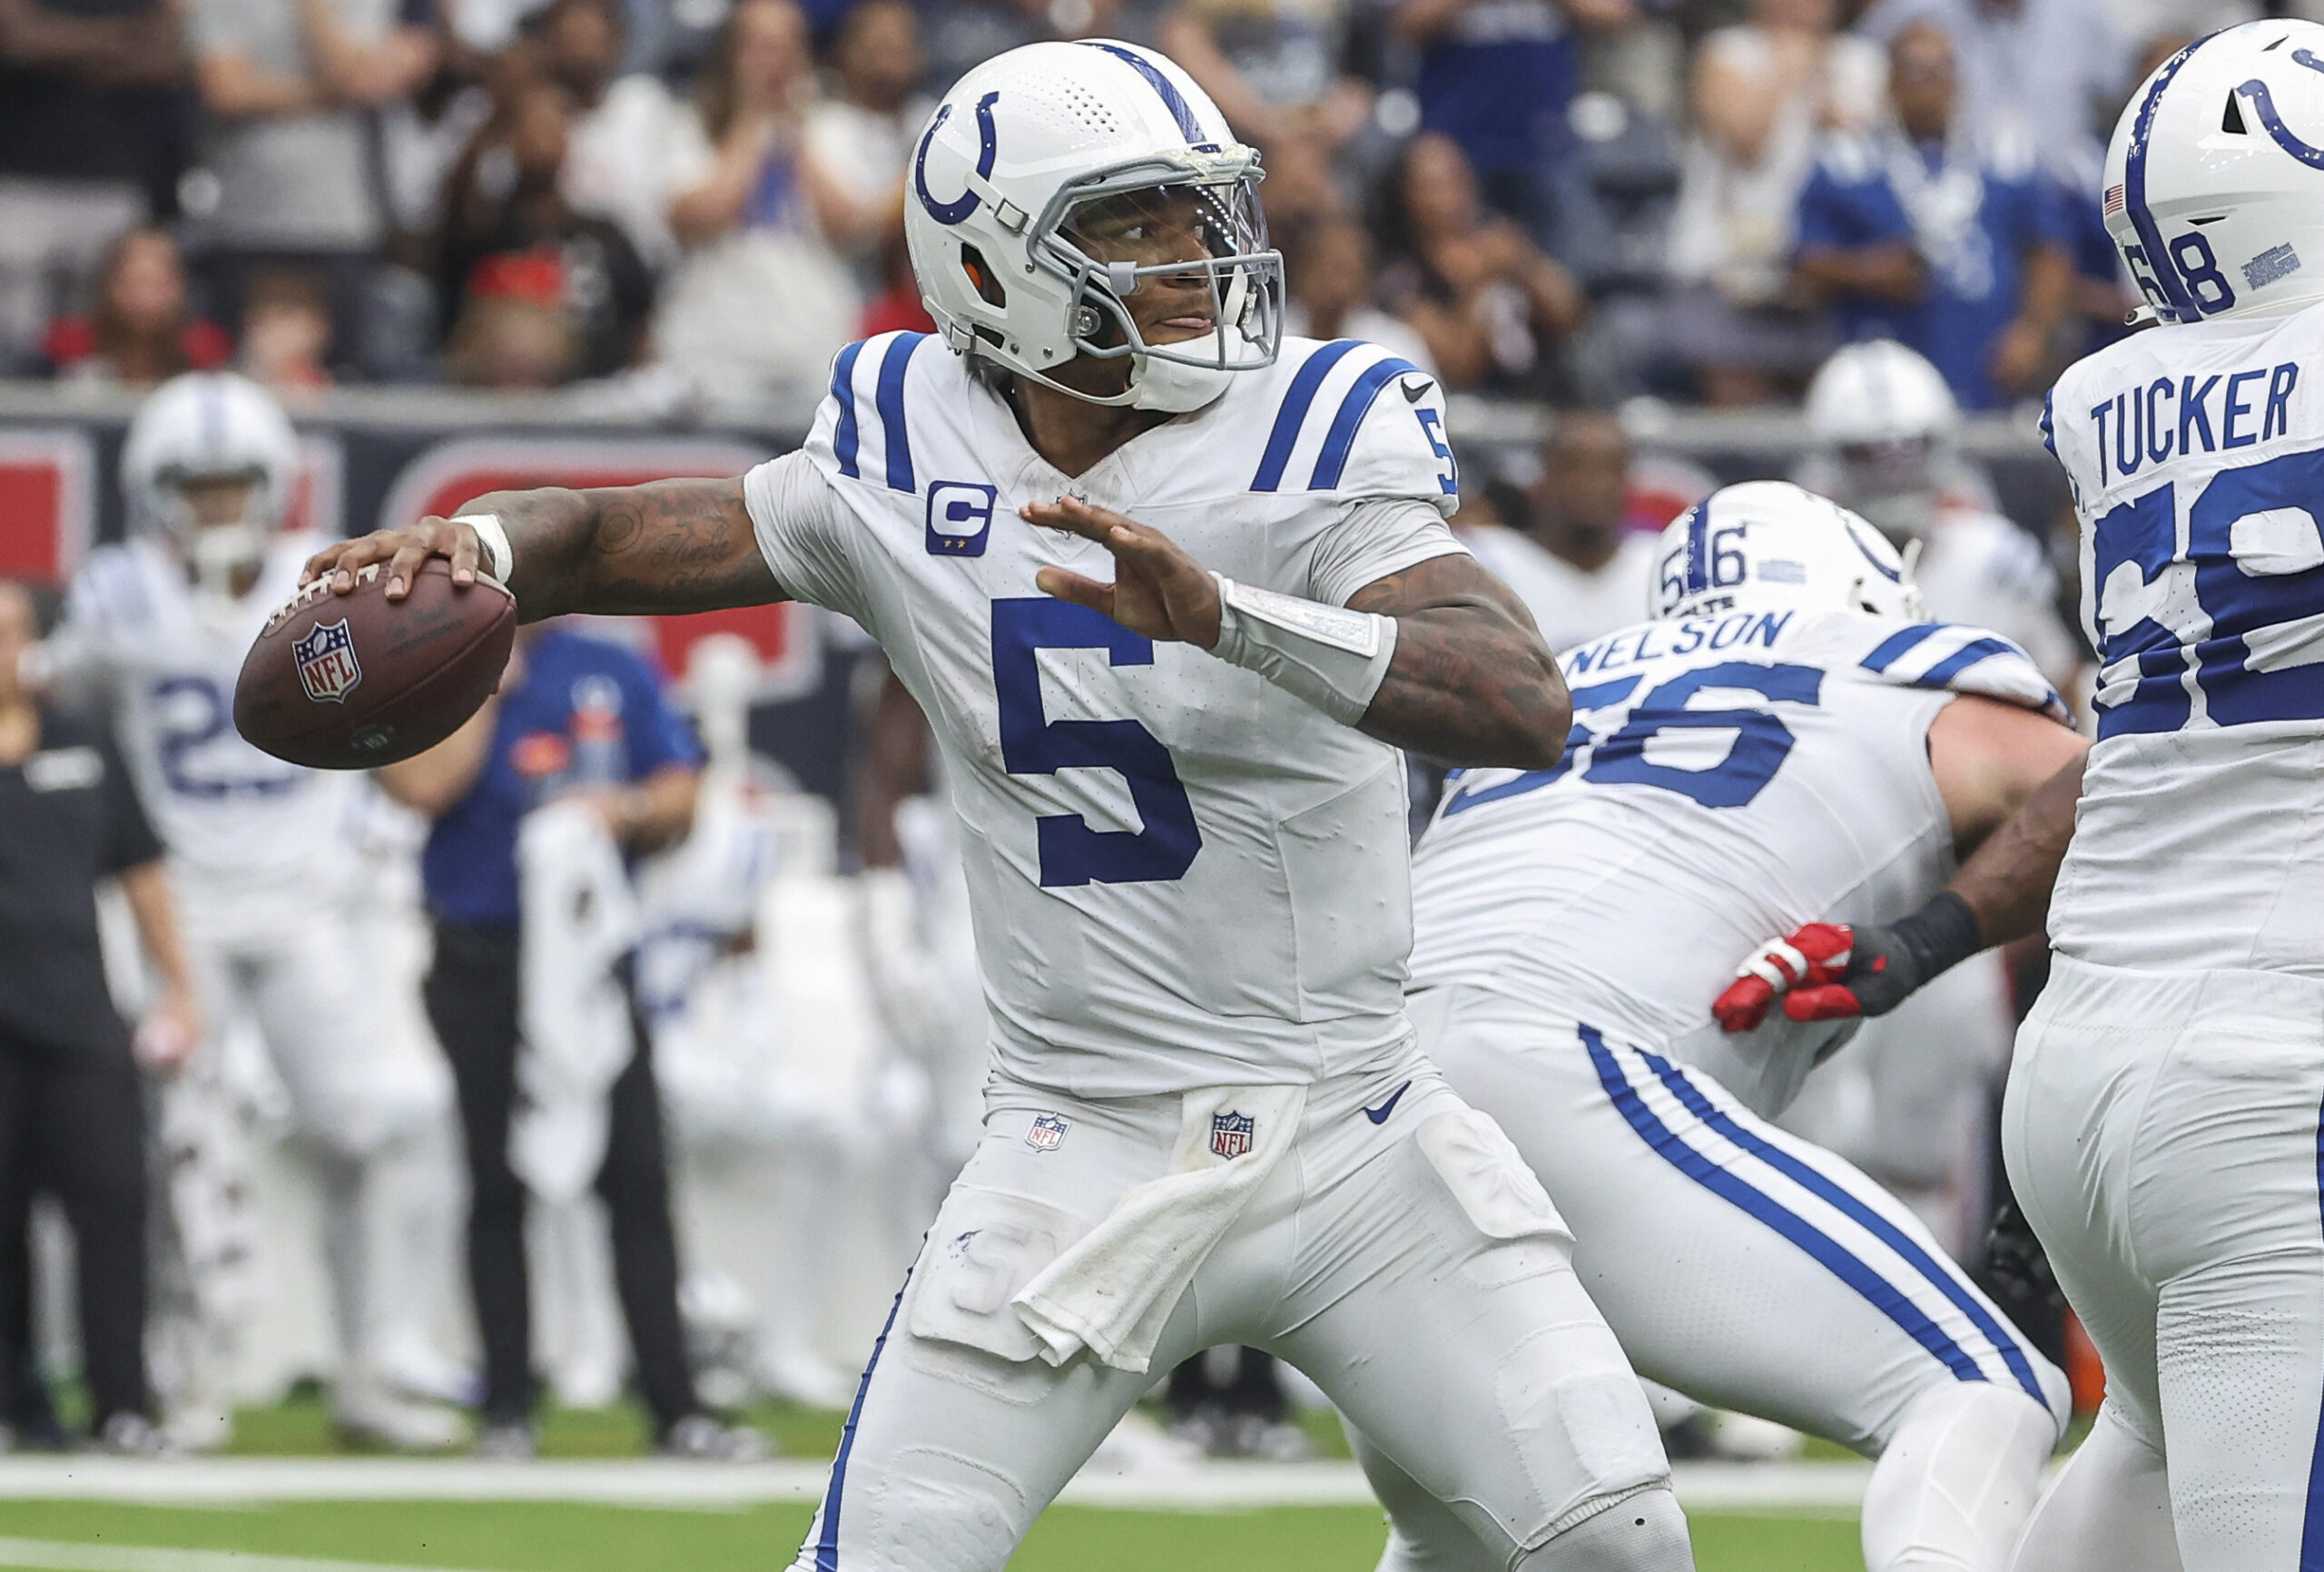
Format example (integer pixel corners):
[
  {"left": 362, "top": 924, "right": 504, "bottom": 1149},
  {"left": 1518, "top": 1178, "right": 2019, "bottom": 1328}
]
[
  {"left": 1517, "top": 1487, "right": 1691, "bottom": 1572},
  {"left": 1862, "top": 1380, "right": 2059, "bottom": 1572}
]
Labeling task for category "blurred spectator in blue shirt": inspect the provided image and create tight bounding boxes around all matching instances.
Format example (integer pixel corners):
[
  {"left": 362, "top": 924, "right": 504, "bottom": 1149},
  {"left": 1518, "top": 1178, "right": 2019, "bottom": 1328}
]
[
  {"left": 376, "top": 622, "right": 761, "bottom": 1460},
  {"left": 1384, "top": 0, "right": 1634, "bottom": 231},
  {"left": 1791, "top": 22, "right": 2071, "bottom": 410}
]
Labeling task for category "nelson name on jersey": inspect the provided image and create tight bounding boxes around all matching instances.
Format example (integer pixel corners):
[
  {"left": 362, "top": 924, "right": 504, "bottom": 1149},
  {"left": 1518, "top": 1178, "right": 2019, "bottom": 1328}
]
[
  {"left": 2077, "top": 357, "right": 2299, "bottom": 486},
  {"left": 1564, "top": 610, "right": 1797, "bottom": 678}
]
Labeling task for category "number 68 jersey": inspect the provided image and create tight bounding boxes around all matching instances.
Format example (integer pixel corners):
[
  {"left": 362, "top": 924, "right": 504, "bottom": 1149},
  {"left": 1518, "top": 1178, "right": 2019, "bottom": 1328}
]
[
  {"left": 2043, "top": 300, "right": 2324, "bottom": 976},
  {"left": 1405, "top": 608, "right": 2066, "bottom": 1116},
  {"left": 745, "top": 331, "right": 1466, "bottom": 1099}
]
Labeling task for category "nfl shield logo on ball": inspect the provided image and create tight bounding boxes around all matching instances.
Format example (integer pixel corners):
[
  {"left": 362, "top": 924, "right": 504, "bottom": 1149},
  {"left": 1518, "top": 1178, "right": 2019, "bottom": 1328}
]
[
  {"left": 1026, "top": 1112, "right": 1069, "bottom": 1152},
  {"left": 1210, "top": 1111, "right": 1255, "bottom": 1160},
  {"left": 292, "top": 620, "right": 363, "bottom": 703}
]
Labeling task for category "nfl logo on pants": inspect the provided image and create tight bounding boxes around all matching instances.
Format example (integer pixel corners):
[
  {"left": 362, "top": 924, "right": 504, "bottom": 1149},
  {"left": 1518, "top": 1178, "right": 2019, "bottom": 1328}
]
[{"left": 1210, "top": 1111, "right": 1255, "bottom": 1160}]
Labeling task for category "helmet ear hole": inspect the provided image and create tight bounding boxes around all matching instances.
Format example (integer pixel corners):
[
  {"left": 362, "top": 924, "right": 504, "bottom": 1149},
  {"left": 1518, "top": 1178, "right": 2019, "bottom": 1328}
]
[
  {"left": 2223, "top": 91, "right": 2248, "bottom": 133},
  {"left": 960, "top": 244, "right": 1006, "bottom": 309}
]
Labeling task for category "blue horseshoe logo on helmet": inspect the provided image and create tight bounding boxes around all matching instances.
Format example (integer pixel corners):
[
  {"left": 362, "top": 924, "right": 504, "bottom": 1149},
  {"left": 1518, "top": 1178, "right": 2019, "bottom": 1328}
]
[
  {"left": 915, "top": 92, "right": 1000, "bottom": 226},
  {"left": 2236, "top": 74, "right": 2324, "bottom": 168}
]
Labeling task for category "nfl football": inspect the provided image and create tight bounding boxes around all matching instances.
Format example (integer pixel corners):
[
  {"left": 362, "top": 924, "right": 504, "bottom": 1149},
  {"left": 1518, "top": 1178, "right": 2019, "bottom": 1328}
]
[{"left": 234, "top": 558, "right": 517, "bottom": 769}]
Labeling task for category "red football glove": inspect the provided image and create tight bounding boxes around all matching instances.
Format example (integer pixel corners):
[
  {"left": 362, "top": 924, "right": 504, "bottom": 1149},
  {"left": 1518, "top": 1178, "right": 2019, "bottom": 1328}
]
[{"left": 1712, "top": 894, "right": 1983, "bottom": 1033}]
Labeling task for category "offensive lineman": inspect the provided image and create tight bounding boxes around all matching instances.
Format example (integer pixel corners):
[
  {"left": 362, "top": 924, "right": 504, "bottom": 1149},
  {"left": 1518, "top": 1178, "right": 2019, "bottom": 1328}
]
[
  {"left": 1380, "top": 482, "right": 2078, "bottom": 1572},
  {"left": 304, "top": 41, "right": 1696, "bottom": 1572},
  {"left": 1743, "top": 26, "right": 2324, "bottom": 1569},
  {"left": 42, "top": 372, "right": 466, "bottom": 1449}
]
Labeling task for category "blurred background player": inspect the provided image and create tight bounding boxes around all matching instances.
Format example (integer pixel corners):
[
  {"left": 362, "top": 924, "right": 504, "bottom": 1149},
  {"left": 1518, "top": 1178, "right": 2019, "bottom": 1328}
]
[
  {"left": 38, "top": 372, "right": 466, "bottom": 1449},
  {"left": 375, "top": 616, "right": 762, "bottom": 1460},
  {"left": 0, "top": 576, "right": 198, "bottom": 1454},
  {"left": 1787, "top": 336, "right": 2085, "bottom": 1253},
  {"left": 1460, "top": 409, "right": 1664, "bottom": 653}
]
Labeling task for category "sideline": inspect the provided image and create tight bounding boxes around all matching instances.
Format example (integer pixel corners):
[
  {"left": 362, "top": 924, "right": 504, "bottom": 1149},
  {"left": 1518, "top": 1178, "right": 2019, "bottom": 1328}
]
[{"left": 0, "top": 1457, "right": 1871, "bottom": 1514}]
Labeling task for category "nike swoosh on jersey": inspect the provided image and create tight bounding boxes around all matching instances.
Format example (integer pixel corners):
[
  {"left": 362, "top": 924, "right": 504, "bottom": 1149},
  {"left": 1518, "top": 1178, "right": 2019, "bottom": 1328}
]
[
  {"left": 1363, "top": 1080, "right": 1414, "bottom": 1124},
  {"left": 1398, "top": 377, "right": 1433, "bottom": 404}
]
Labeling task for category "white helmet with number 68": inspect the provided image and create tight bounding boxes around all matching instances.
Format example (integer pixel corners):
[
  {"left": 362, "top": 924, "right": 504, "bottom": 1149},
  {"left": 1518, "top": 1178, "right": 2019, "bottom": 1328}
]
[
  {"left": 902, "top": 40, "right": 1283, "bottom": 412},
  {"left": 1651, "top": 481, "right": 1925, "bottom": 624},
  {"left": 2104, "top": 20, "right": 2324, "bottom": 326},
  {"left": 120, "top": 371, "right": 300, "bottom": 591}
]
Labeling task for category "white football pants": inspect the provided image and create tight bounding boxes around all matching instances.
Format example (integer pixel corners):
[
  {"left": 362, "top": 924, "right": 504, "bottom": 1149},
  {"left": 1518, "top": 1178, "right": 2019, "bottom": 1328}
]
[
  {"left": 2005, "top": 957, "right": 2324, "bottom": 1572},
  {"left": 1402, "top": 987, "right": 2066, "bottom": 1572},
  {"left": 787, "top": 1049, "right": 1690, "bottom": 1572},
  {"left": 181, "top": 885, "right": 458, "bottom": 1382}
]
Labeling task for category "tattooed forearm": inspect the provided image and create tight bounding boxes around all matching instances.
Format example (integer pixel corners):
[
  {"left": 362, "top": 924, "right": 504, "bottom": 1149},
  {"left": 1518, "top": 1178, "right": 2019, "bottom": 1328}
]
[
  {"left": 1347, "top": 554, "right": 1571, "bottom": 768},
  {"left": 477, "top": 477, "right": 783, "bottom": 621}
]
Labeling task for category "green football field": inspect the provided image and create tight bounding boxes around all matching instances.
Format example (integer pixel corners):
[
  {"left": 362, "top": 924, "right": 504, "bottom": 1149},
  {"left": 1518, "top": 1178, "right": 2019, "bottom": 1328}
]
[{"left": 0, "top": 1499, "right": 1862, "bottom": 1572}]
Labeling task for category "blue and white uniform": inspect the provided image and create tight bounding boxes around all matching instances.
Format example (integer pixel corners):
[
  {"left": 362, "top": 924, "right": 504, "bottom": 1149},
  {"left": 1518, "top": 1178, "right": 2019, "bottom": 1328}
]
[
  {"left": 743, "top": 331, "right": 1675, "bottom": 1572},
  {"left": 1394, "top": 604, "right": 2072, "bottom": 1567},
  {"left": 45, "top": 534, "right": 459, "bottom": 1425},
  {"left": 2011, "top": 295, "right": 2324, "bottom": 1572}
]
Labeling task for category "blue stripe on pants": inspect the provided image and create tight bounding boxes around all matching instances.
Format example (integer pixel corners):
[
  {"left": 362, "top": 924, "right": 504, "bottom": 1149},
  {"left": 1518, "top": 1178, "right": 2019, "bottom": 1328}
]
[
  {"left": 2302, "top": 1089, "right": 2324, "bottom": 1570},
  {"left": 1582, "top": 1025, "right": 1993, "bottom": 1389},
  {"left": 1634, "top": 1047, "right": 2053, "bottom": 1410},
  {"left": 814, "top": 1263, "right": 914, "bottom": 1571}
]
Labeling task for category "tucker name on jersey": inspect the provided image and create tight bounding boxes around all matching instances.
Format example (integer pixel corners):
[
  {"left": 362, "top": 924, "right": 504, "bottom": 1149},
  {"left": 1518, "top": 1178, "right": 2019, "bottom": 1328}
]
[
  {"left": 2043, "top": 300, "right": 2324, "bottom": 976},
  {"left": 744, "top": 332, "right": 1467, "bottom": 1097}
]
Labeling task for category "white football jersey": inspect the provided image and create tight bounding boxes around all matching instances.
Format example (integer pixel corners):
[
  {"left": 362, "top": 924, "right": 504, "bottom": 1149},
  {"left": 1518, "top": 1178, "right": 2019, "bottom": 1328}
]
[
  {"left": 1406, "top": 609, "right": 2067, "bottom": 1115},
  {"left": 2043, "top": 300, "right": 2324, "bottom": 976},
  {"left": 744, "top": 332, "right": 1467, "bottom": 1097},
  {"left": 49, "top": 535, "right": 359, "bottom": 893}
]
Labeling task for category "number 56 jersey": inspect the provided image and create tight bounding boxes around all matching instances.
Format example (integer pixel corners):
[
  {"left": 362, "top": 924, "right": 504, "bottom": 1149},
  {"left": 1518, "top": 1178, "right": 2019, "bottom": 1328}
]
[
  {"left": 743, "top": 332, "right": 1467, "bottom": 1099},
  {"left": 1405, "top": 608, "right": 2067, "bottom": 1116},
  {"left": 2043, "top": 301, "right": 2324, "bottom": 976}
]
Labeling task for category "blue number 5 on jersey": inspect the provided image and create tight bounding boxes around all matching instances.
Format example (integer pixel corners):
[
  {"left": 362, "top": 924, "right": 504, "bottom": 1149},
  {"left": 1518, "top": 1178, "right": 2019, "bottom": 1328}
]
[{"left": 990, "top": 598, "right": 1203, "bottom": 887}]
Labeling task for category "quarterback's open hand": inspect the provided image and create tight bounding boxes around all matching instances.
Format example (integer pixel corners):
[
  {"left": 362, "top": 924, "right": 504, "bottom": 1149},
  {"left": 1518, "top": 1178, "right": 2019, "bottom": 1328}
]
[
  {"left": 302, "top": 516, "right": 487, "bottom": 602},
  {"left": 1027, "top": 496, "right": 1222, "bottom": 648},
  {"left": 1712, "top": 921, "right": 1924, "bottom": 1032}
]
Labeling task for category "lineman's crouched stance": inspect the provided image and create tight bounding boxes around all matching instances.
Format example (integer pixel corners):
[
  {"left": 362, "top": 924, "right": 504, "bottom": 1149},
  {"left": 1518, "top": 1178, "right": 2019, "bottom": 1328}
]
[{"left": 1376, "top": 485, "right": 2078, "bottom": 1572}]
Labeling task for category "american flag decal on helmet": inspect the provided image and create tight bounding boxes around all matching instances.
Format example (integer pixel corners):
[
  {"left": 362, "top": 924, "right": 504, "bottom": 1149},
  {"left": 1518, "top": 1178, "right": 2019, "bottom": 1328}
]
[{"left": 2103, "top": 184, "right": 2126, "bottom": 214}]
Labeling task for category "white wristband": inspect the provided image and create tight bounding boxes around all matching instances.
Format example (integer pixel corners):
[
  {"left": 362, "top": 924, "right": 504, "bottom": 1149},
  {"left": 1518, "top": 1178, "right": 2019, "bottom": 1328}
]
[
  {"left": 451, "top": 512, "right": 513, "bottom": 585},
  {"left": 1207, "top": 573, "right": 1397, "bottom": 726}
]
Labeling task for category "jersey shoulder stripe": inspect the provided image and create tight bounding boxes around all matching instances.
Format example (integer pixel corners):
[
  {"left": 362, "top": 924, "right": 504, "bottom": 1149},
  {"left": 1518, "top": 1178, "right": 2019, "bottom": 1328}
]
[
  {"left": 822, "top": 331, "right": 929, "bottom": 493},
  {"left": 1252, "top": 338, "right": 1363, "bottom": 490},
  {"left": 1249, "top": 339, "right": 1440, "bottom": 496},
  {"left": 1856, "top": 620, "right": 2069, "bottom": 719}
]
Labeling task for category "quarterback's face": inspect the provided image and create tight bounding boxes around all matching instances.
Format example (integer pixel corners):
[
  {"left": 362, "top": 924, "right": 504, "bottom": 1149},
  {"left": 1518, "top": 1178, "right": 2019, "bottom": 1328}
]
[{"left": 1064, "top": 184, "right": 1241, "bottom": 346}]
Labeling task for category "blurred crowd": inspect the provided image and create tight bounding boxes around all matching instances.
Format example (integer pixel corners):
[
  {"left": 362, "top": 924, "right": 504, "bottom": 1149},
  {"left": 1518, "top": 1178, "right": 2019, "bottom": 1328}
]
[{"left": 0, "top": 0, "right": 2289, "bottom": 414}]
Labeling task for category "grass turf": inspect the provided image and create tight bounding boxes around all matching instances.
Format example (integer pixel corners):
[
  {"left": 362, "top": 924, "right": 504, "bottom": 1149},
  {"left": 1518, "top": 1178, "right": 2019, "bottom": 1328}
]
[{"left": 0, "top": 1500, "right": 1863, "bottom": 1572}]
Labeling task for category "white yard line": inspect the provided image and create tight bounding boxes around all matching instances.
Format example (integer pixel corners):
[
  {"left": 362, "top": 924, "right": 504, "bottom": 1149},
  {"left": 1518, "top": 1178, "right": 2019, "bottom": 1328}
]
[
  {"left": 0, "top": 1456, "right": 1873, "bottom": 1514},
  {"left": 0, "top": 1538, "right": 497, "bottom": 1572}
]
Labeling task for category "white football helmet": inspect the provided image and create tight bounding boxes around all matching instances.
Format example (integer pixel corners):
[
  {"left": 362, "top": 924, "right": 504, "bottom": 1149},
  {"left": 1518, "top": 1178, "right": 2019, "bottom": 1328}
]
[
  {"left": 121, "top": 371, "right": 299, "bottom": 589},
  {"left": 1651, "top": 481, "right": 1925, "bottom": 624},
  {"left": 2104, "top": 20, "right": 2324, "bottom": 326},
  {"left": 1804, "top": 340, "right": 1959, "bottom": 538},
  {"left": 903, "top": 40, "right": 1282, "bottom": 412}
]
